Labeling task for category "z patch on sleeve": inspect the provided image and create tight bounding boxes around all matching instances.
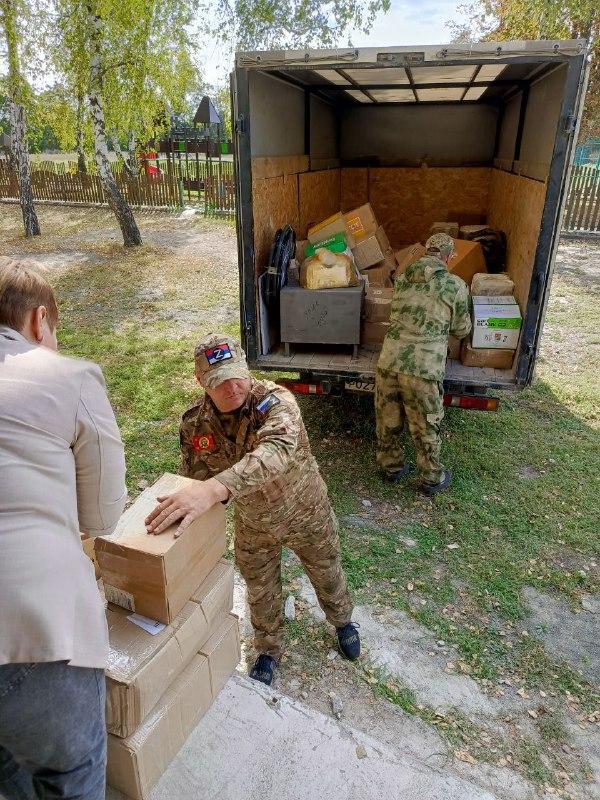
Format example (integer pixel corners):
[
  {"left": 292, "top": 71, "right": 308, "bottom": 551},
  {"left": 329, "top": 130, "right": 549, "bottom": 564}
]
[
  {"left": 204, "top": 343, "right": 233, "bottom": 365},
  {"left": 256, "top": 394, "right": 281, "bottom": 415}
]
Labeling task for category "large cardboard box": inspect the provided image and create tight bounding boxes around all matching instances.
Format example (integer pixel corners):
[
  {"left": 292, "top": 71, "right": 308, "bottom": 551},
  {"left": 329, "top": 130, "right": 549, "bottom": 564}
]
[
  {"left": 106, "top": 614, "right": 239, "bottom": 800},
  {"left": 344, "top": 203, "right": 378, "bottom": 243},
  {"left": 199, "top": 612, "right": 242, "bottom": 697},
  {"left": 307, "top": 213, "right": 355, "bottom": 248},
  {"left": 449, "top": 239, "right": 487, "bottom": 285},
  {"left": 364, "top": 287, "right": 393, "bottom": 323},
  {"left": 394, "top": 243, "right": 426, "bottom": 277},
  {"left": 96, "top": 474, "right": 226, "bottom": 624},
  {"left": 106, "top": 560, "right": 234, "bottom": 738},
  {"left": 361, "top": 320, "right": 389, "bottom": 350},
  {"left": 461, "top": 339, "right": 515, "bottom": 369},
  {"left": 360, "top": 254, "right": 395, "bottom": 287},
  {"left": 472, "top": 296, "right": 522, "bottom": 350},
  {"left": 352, "top": 227, "right": 390, "bottom": 271}
]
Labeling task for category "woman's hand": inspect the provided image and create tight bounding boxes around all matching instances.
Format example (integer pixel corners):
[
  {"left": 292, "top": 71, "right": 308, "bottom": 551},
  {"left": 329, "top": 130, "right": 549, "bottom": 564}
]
[{"left": 144, "top": 478, "right": 230, "bottom": 538}]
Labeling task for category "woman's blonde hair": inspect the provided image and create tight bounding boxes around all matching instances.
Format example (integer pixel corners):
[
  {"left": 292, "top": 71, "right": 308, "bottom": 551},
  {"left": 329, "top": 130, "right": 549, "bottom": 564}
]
[{"left": 0, "top": 257, "right": 59, "bottom": 331}]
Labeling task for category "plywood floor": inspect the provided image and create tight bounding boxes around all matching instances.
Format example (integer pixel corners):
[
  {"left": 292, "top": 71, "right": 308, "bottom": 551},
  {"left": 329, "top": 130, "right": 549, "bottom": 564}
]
[{"left": 258, "top": 346, "right": 516, "bottom": 388}]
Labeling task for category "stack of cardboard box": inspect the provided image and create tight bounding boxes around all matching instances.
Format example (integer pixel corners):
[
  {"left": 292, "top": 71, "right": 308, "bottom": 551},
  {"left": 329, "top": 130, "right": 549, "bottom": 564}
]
[{"left": 90, "top": 473, "right": 239, "bottom": 800}]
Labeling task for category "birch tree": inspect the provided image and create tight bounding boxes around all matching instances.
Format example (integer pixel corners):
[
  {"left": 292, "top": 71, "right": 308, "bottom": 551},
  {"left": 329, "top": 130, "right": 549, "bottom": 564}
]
[{"left": 0, "top": 0, "right": 40, "bottom": 236}]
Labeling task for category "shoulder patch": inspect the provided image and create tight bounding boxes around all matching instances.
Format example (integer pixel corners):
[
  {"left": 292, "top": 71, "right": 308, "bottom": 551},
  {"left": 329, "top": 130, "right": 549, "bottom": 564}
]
[{"left": 256, "top": 393, "right": 281, "bottom": 415}]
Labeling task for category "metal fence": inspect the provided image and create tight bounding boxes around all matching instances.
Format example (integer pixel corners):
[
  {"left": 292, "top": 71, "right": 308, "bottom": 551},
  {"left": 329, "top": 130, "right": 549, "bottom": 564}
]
[{"left": 563, "top": 164, "right": 600, "bottom": 234}]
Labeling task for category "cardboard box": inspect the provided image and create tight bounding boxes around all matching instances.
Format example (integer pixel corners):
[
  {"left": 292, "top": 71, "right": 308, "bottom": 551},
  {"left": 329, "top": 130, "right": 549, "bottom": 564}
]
[
  {"left": 199, "top": 612, "right": 242, "bottom": 697},
  {"left": 394, "top": 243, "right": 426, "bottom": 277},
  {"left": 106, "top": 560, "right": 234, "bottom": 738},
  {"left": 472, "top": 296, "right": 522, "bottom": 350},
  {"left": 307, "top": 213, "right": 355, "bottom": 249},
  {"left": 360, "top": 254, "right": 395, "bottom": 287},
  {"left": 344, "top": 203, "right": 378, "bottom": 243},
  {"left": 96, "top": 473, "right": 226, "bottom": 624},
  {"left": 447, "top": 335, "right": 462, "bottom": 360},
  {"left": 107, "top": 614, "right": 240, "bottom": 800},
  {"left": 361, "top": 320, "right": 389, "bottom": 350},
  {"left": 449, "top": 239, "right": 487, "bottom": 285},
  {"left": 352, "top": 227, "right": 390, "bottom": 271},
  {"left": 364, "top": 287, "right": 393, "bottom": 323},
  {"left": 81, "top": 534, "right": 101, "bottom": 579},
  {"left": 428, "top": 221, "right": 459, "bottom": 239},
  {"left": 471, "top": 272, "right": 514, "bottom": 297},
  {"left": 461, "top": 339, "right": 515, "bottom": 369}
]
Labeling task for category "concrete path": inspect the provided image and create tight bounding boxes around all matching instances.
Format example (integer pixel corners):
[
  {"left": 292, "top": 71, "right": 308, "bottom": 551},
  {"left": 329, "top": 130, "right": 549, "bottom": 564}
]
[{"left": 107, "top": 674, "right": 511, "bottom": 800}]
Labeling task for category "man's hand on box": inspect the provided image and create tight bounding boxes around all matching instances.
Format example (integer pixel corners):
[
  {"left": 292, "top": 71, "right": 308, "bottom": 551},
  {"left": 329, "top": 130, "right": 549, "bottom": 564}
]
[{"left": 145, "top": 478, "right": 230, "bottom": 538}]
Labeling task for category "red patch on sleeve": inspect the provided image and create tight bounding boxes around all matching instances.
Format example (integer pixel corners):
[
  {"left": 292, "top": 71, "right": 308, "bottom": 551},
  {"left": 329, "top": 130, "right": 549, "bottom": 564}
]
[{"left": 192, "top": 433, "right": 216, "bottom": 453}]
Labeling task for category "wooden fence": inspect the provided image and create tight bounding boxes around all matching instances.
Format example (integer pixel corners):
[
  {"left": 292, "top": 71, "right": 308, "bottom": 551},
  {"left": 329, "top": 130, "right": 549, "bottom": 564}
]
[
  {"left": 563, "top": 165, "right": 600, "bottom": 233},
  {"left": 1, "top": 160, "right": 236, "bottom": 216},
  {"left": 0, "top": 163, "right": 181, "bottom": 208}
]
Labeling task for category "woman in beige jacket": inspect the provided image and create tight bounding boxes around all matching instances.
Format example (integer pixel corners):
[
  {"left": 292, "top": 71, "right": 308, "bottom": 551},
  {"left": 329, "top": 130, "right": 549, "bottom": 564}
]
[{"left": 0, "top": 258, "right": 127, "bottom": 799}]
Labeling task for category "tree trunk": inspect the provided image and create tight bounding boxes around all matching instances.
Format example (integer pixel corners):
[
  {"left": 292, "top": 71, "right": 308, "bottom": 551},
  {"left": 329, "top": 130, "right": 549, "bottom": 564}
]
[
  {"left": 2, "top": 0, "right": 40, "bottom": 237},
  {"left": 10, "top": 102, "right": 40, "bottom": 237},
  {"left": 126, "top": 132, "right": 138, "bottom": 176},
  {"left": 76, "top": 94, "right": 87, "bottom": 174},
  {"left": 87, "top": 3, "right": 141, "bottom": 247}
]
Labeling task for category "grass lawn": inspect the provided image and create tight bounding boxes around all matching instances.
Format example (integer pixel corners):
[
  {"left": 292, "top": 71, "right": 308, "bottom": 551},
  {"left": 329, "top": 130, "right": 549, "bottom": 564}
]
[{"left": 1, "top": 205, "right": 599, "bottom": 794}]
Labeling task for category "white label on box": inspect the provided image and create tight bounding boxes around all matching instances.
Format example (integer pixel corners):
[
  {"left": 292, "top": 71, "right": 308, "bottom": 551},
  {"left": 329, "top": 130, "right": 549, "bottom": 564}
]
[
  {"left": 127, "top": 613, "right": 166, "bottom": 635},
  {"left": 104, "top": 584, "right": 136, "bottom": 612}
]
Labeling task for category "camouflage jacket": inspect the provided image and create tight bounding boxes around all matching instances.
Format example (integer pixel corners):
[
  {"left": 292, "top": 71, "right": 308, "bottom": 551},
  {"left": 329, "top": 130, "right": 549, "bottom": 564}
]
[
  {"left": 179, "top": 378, "right": 323, "bottom": 527},
  {"left": 378, "top": 256, "right": 472, "bottom": 382}
]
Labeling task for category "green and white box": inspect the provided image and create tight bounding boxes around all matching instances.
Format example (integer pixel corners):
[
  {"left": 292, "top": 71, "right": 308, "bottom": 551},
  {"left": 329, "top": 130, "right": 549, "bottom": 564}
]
[{"left": 472, "top": 296, "right": 522, "bottom": 350}]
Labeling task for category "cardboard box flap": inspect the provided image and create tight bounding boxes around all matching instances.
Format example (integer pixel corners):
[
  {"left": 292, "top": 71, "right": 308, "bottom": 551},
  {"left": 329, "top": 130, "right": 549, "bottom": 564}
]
[
  {"left": 190, "top": 560, "right": 234, "bottom": 620},
  {"left": 344, "top": 203, "right": 378, "bottom": 242}
]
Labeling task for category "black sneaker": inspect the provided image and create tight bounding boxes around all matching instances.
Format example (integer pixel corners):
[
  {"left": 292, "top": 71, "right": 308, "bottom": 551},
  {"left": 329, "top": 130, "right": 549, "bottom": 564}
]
[
  {"left": 336, "top": 623, "right": 361, "bottom": 661},
  {"left": 249, "top": 654, "right": 276, "bottom": 686},
  {"left": 382, "top": 464, "right": 412, "bottom": 483},
  {"left": 420, "top": 469, "right": 452, "bottom": 497}
]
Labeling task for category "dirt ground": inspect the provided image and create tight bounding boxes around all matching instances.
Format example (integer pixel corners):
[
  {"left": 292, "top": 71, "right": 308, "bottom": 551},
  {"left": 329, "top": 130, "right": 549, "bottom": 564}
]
[{"left": 1, "top": 204, "right": 599, "bottom": 800}]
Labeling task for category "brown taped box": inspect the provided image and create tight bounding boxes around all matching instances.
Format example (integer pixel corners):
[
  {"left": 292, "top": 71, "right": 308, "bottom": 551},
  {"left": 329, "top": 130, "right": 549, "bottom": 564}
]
[
  {"left": 107, "top": 613, "right": 240, "bottom": 800},
  {"left": 461, "top": 339, "right": 515, "bottom": 370},
  {"left": 447, "top": 335, "right": 462, "bottom": 361},
  {"left": 428, "top": 221, "right": 459, "bottom": 238},
  {"left": 80, "top": 534, "right": 101, "bottom": 579},
  {"left": 361, "top": 320, "right": 389, "bottom": 351},
  {"left": 360, "top": 253, "right": 395, "bottom": 287},
  {"left": 449, "top": 239, "right": 486, "bottom": 285},
  {"left": 364, "top": 287, "right": 393, "bottom": 324},
  {"left": 96, "top": 473, "right": 226, "bottom": 624},
  {"left": 344, "top": 203, "right": 378, "bottom": 243},
  {"left": 352, "top": 227, "right": 390, "bottom": 270},
  {"left": 394, "top": 243, "right": 426, "bottom": 277},
  {"left": 106, "top": 560, "right": 234, "bottom": 738}
]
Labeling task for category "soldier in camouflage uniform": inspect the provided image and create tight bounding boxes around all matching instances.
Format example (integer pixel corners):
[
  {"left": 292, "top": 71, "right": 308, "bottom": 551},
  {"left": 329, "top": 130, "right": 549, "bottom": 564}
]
[
  {"left": 376, "top": 233, "right": 472, "bottom": 495},
  {"left": 145, "top": 334, "right": 359, "bottom": 686}
]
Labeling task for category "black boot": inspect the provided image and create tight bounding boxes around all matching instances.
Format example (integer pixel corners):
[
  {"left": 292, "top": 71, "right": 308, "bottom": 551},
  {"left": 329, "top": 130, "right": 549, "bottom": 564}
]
[
  {"left": 249, "top": 654, "right": 276, "bottom": 686},
  {"left": 336, "top": 622, "right": 361, "bottom": 661},
  {"left": 420, "top": 469, "right": 452, "bottom": 496},
  {"left": 381, "top": 464, "right": 412, "bottom": 483}
]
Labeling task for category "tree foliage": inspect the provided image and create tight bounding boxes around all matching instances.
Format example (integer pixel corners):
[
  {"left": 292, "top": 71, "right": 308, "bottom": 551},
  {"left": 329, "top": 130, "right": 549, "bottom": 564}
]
[{"left": 448, "top": 0, "right": 599, "bottom": 139}]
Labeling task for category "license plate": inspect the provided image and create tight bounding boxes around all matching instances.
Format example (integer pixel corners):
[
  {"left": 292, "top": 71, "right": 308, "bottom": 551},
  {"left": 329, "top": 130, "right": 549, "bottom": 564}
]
[{"left": 345, "top": 379, "right": 375, "bottom": 394}]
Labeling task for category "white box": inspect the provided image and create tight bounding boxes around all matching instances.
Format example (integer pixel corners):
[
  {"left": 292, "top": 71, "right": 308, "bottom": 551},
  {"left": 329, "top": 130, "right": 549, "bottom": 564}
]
[{"left": 472, "top": 296, "right": 522, "bottom": 350}]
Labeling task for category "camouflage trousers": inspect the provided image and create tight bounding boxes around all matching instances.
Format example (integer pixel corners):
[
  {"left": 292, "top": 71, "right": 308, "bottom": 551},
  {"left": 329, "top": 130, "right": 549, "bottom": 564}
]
[
  {"left": 234, "top": 473, "right": 353, "bottom": 661},
  {"left": 375, "top": 367, "right": 445, "bottom": 485}
]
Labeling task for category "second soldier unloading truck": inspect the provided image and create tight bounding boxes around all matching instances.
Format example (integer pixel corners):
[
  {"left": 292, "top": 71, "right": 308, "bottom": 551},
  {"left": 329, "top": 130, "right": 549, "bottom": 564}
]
[
  {"left": 145, "top": 334, "right": 360, "bottom": 686},
  {"left": 376, "top": 233, "right": 472, "bottom": 495}
]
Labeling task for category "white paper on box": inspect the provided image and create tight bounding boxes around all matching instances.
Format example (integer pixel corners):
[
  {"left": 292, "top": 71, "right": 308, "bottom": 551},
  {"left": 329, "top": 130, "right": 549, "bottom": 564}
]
[
  {"left": 127, "top": 614, "right": 166, "bottom": 636},
  {"left": 472, "top": 297, "right": 522, "bottom": 350}
]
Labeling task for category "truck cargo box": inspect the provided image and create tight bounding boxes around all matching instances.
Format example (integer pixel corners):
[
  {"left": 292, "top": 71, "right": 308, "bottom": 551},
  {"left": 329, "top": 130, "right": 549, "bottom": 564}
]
[{"left": 231, "top": 40, "right": 588, "bottom": 395}]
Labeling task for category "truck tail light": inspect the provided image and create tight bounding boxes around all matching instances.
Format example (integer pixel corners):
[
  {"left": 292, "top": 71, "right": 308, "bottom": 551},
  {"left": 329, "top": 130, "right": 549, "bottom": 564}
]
[
  {"left": 444, "top": 394, "right": 499, "bottom": 411},
  {"left": 277, "top": 380, "right": 326, "bottom": 395}
]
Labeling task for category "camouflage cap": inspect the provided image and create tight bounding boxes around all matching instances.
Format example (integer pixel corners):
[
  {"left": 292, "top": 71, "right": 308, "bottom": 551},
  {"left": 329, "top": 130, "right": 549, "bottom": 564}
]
[
  {"left": 425, "top": 233, "right": 456, "bottom": 259},
  {"left": 194, "top": 333, "right": 251, "bottom": 388}
]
